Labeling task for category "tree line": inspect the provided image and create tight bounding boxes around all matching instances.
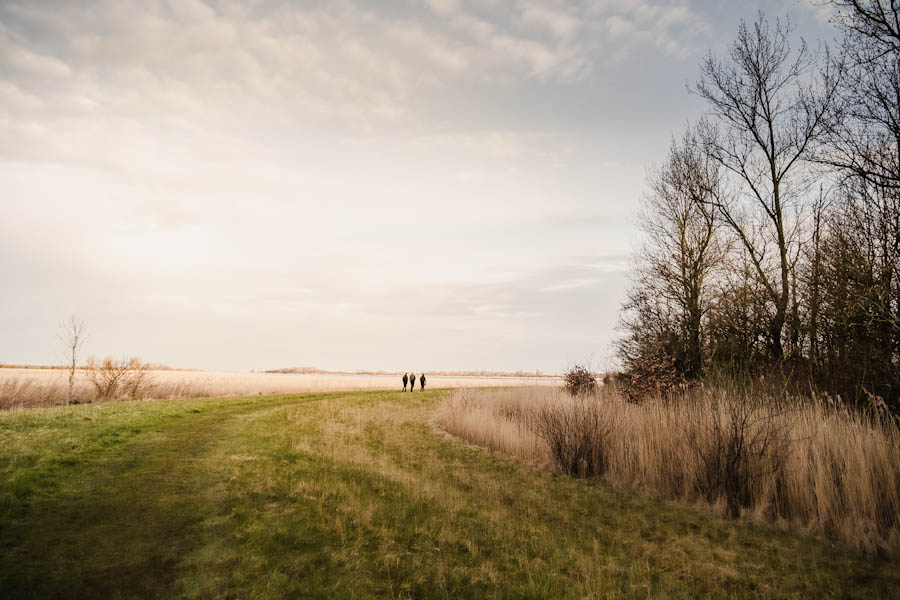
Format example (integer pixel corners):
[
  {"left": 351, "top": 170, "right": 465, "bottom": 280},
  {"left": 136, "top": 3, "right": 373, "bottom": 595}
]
[{"left": 618, "top": 1, "right": 900, "bottom": 410}]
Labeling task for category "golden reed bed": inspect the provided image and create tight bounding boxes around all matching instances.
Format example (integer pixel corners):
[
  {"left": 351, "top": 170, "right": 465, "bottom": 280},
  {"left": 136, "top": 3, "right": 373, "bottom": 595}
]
[{"left": 435, "top": 385, "right": 900, "bottom": 557}]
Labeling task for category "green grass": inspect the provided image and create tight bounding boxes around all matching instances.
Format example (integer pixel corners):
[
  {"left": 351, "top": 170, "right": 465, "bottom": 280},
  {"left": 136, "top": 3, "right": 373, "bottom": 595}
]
[{"left": 1, "top": 390, "right": 897, "bottom": 599}]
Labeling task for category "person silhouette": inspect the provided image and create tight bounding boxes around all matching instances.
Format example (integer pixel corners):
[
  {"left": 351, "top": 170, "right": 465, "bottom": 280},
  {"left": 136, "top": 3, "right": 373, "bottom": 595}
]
[
  {"left": 402, "top": 372, "right": 408, "bottom": 391},
  {"left": 409, "top": 372, "right": 415, "bottom": 392},
  {"left": 420, "top": 373, "right": 426, "bottom": 391}
]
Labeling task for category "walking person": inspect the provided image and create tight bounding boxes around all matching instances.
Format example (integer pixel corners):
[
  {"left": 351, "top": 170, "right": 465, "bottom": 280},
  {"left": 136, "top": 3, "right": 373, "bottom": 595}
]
[
  {"left": 409, "top": 372, "right": 415, "bottom": 392},
  {"left": 419, "top": 373, "right": 426, "bottom": 391},
  {"left": 402, "top": 372, "right": 408, "bottom": 392}
]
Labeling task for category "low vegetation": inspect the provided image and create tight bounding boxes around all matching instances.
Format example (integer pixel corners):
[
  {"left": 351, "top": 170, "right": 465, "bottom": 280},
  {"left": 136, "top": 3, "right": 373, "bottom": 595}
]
[
  {"left": 435, "top": 384, "right": 900, "bottom": 557},
  {"left": 2, "top": 390, "right": 897, "bottom": 598}
]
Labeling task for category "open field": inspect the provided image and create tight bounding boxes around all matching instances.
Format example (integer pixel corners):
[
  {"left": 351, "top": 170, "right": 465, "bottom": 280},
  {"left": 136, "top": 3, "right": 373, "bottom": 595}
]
[
  {"left": 0, "top": 368, "right": 561, "bottom": 410},
  {"left": 1, "top": 389, "right": 898, "bottom": 598}
]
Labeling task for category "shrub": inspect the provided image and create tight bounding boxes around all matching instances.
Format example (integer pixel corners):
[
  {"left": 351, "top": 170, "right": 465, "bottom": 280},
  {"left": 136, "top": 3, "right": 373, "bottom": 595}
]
[
  {"left": 85, "top": 356, "right": 153, "bottom": 401},
  {"left": 534, "top": 397, "right": 617, "bottom": 478},
  {"left": 563, "top": 364, "right": 598, "bottom": 397},
  {"left": 620, "top": 345, "right": 686, "bottom": 402},
  {"left": 685, "top": 392, "right": 793, "bottom": 517}
]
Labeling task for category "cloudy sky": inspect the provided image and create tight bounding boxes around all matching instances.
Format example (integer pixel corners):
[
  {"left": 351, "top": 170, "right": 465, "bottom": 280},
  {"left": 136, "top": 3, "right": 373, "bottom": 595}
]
[{"left": 0, "top": 0, "right": 833, "bottom": 372}]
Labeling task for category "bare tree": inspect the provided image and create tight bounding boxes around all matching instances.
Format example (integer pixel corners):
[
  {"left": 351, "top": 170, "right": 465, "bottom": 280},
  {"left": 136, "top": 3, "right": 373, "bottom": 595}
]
[
  {"left": 618, "top": 131, "right": 726, "bottom": 389},
  {"left": 823, "top": 1, "right": 900, "bottom": 188},
  {"left": 802, "top": 1, "right": 900, "bottom": 406},
  {"left": 812, "top": 177, "right": 900, "bottom": 405},
  {"left": 799, "top": 185, "right": 831, "bottom": 366},
  {"left": 613, "top": 5, "right": 900, "bottom": 406},
  {"left": 694, "top": 13, "right": 841, "bottom": 360},
  {"left": 58, "top": 316, "right": 86, "bottom": 405},
  {"left": 829, "top": 0, "right": 900, "bottom": 51}
]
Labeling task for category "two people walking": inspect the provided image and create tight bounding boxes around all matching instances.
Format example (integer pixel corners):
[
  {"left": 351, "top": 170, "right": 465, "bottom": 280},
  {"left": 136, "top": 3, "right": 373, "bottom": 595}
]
[{"left": 402, "top": 372, "right": 425, "bottom": 392}]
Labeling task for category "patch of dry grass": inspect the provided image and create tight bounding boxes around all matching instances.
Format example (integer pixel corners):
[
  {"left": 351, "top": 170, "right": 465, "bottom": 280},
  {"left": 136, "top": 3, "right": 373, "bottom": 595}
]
[
  {"left": 434, "top": 385, "right": 900, "bottom": 556},
  {"left": 434, "top": 387, "right": 551, "bottom": 466}
]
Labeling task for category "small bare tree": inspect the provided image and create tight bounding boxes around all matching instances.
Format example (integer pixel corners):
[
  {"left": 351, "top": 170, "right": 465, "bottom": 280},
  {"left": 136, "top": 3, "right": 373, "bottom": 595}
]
[
  {"left": 618, "top": 130, "right": 727, "bottom": 394},
  {"left": 58, "top": 316, "right": 86, "bottom": 405}
]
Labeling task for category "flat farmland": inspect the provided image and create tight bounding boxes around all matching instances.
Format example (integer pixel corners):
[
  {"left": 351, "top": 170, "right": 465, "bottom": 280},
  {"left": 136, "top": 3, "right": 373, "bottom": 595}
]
[{"left": 0, "top": 368, "right": 561, "bottom": 409}]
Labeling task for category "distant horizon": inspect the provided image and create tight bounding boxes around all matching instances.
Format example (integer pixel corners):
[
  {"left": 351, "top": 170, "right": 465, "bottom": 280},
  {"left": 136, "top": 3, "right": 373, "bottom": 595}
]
[{"left": 0, "top": 361, "right": 565, "bottom": 377}]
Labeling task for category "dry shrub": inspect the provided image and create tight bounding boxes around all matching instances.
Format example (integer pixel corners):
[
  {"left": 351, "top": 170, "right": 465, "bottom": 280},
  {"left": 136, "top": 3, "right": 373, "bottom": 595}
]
[
  {"left": 620, "top": 347, "right": 686, "bottom": 402},
  {"left": 436, "top": 384, "right": 900, "bottom": 556},
  {"left": 563, "top": 364, "right": 598, "bottom": 397},
  {"left": 85, "top": 356, "right": 153, "bottom": 401},
  {"left": 685, "top": 391, "right": 793, "bottom": 517},
  {"left": 535, "top": 396, "right": 617, "bottom": 478}
]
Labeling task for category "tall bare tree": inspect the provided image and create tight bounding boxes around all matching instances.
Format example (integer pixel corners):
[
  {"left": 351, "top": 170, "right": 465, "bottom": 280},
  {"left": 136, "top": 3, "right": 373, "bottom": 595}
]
[
  {"left": 799, "top": 185, "right": 831, "bottom": 366},
  {"left": 807, "top": 1, "right": 900, "bottom": 406},
  {"left": 694, "top": 13, "right": 841, "bottom": 360},
  {"left": 58, "top": 316, "right": 86, "bottom": 405},
  {"left": 619, "top": 131, "right": 726, "bottom": 382},
  {"left": 830, "top": 0, "right": 900, "bottom": 48},
  {"left": 823, "top": 1, "right": 900, "bottom": 188}
]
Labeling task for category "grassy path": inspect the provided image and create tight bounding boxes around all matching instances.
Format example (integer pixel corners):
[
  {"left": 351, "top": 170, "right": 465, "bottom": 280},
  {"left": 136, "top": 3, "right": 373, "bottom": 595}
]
[
  {"left": 0, "top": 395, "right": 313, "bottom": 598},
  {"left": 1, "top": 390, "right": 898, "bottom": 598}
]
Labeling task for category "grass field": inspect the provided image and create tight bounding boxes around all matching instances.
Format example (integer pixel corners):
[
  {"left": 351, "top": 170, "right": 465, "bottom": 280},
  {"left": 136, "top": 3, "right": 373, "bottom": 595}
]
[{"left": 1, "top": 390, "right": 898, "bottom": 599}]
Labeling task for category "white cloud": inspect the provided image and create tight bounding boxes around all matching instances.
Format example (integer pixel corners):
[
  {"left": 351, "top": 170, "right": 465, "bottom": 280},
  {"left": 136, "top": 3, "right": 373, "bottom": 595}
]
[
  {"left": 519, "top": 3, "right": 581, "bottom": 40},
  {"left": 605, "top": 15, "right": 634, "bottom": 36},
  {"left": 0, "top": 26, "right": 72, "bottom": 81},
  {"left": 586, "top": 0, "right": 713, "bottom": 59},
  {"left": 425, "top": 0, "right": 463, "bottom": 17}
]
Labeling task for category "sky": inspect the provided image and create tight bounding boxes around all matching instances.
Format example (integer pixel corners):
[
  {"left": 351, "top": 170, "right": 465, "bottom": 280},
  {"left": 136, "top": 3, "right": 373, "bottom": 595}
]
[{"left": 0, "top": 0, "right": 835, "bottom": 373}]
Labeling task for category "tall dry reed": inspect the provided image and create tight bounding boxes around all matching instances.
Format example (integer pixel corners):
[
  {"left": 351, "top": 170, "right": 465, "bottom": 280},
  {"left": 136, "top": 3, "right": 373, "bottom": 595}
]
[
  {"left": 433, "top": 388, "right": 550, "bottom": 466},
  {"left": 434, "top": 385, "right": 900, "bottom": 556},
  {"left": 0, "top": 376, "right": 213, "bottom": 410}
]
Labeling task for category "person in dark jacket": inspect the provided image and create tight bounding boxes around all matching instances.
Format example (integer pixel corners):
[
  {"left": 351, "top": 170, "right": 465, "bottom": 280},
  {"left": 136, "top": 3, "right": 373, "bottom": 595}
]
[
  {"left": 402, "top": 372, "right": 408, "bottom": 391},
  {"left": 420, "top": 373, "right": 426, "bottom": 391},
  {"left": 409, "top": 372, "right": 415, "bottom": 392}
]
